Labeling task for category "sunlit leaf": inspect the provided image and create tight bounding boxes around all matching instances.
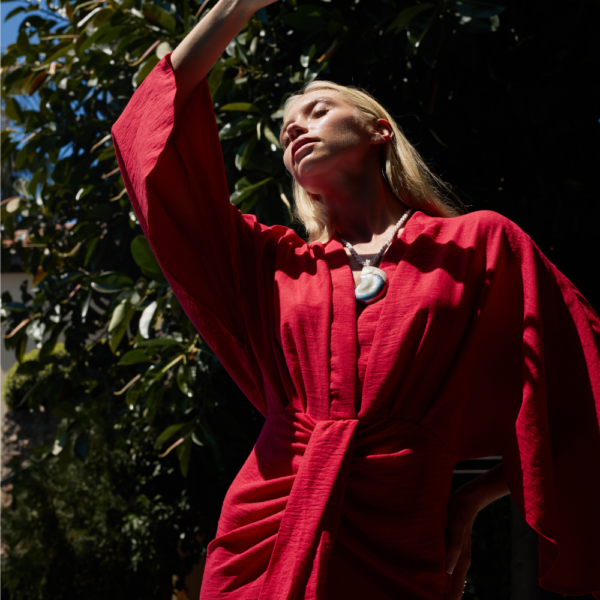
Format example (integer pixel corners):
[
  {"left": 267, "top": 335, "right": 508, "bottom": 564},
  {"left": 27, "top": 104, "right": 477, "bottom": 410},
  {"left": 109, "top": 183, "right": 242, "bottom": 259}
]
[
  {"left": 230, "top": 177, "right": 272, "bottom": 205},
  {"left": 132, "top": 55, "right": 160, "bottom": 88},
  {"left": 142, "top": 3, "right": 176, "bottom": 33},
  {"left": 262, "top": 123, "right": 281, "bottom": 149},
  {"left": 109, "top": 299, "right": 131, "bottom": 353},
  {"left": 109, "top": 299, "right": 130, "bottom": 333},
  {"left": 92, "top": 272, "right": 134, "bottom": 294},
  {"left": 220, "top": 102, "right": 260, "bottom": 113},
  {"left": 77, "top": 22, "right": 111, "bottom": 54},
  {"left": 139, "top": 300, "right": 158, "bottom": 339}
]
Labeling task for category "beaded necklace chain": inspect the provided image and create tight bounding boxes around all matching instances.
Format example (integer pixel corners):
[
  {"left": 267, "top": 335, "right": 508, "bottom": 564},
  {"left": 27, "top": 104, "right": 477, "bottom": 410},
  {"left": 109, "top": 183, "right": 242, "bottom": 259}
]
[
  {"left": 338, "top": 209, "right": 413, "bottom": 304},
  {"left": 339, "top": 209, "right": 413, "bottom": 268}
]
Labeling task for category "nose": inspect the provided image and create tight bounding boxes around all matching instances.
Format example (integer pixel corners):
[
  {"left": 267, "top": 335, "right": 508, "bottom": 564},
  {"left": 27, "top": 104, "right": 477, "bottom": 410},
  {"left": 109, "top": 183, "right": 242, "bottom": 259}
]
[{"left": 287, "top": 121, "right": 308, "bottom": 143}]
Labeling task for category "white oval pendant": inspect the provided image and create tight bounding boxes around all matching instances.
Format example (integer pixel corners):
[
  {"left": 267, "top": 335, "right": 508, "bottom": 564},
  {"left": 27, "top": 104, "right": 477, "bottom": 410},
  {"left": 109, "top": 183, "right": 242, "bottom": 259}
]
[{"left": 355, "top": 266, "right": 388, "bottom": 304}]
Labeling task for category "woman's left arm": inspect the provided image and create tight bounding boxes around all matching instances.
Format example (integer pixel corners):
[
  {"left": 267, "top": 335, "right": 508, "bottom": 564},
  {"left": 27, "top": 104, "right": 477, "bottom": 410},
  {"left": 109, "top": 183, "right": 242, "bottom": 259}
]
[{"left": 445, "top": 462, "right": 510, "bottom": 599}]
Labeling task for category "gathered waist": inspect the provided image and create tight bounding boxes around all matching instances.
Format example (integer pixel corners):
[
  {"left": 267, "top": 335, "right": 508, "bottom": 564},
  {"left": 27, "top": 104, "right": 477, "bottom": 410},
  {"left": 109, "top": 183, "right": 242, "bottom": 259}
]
[{"left": 201, "top": 411, "right": 455, "bottom": 599}]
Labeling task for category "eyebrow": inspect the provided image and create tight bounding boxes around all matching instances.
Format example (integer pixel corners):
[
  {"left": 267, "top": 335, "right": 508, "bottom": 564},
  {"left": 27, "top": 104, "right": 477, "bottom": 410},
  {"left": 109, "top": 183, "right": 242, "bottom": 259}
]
[{"left": 280, "top": 97, "right": 335, "bottom": 141}]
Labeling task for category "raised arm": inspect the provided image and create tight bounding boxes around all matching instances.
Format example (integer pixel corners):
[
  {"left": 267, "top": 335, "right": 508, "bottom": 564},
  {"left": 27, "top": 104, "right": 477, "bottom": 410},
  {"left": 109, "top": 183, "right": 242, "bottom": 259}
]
[
  {"left": 112, "top": 0, "right": 286, "bottom": 416},
  {"left": 170, "top": 0, "right": 278, "bottom": 109}
]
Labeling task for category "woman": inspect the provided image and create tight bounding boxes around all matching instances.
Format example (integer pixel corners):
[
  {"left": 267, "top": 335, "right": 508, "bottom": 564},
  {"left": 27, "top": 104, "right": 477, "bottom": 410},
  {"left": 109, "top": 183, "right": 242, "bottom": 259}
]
[{"left": 112, "top": 0, "right": 600, "bottom": 598}]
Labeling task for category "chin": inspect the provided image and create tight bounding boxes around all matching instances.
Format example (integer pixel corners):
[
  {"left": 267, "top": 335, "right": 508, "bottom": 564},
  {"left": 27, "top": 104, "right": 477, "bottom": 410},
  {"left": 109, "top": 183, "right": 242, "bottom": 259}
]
[{"left": 294, "top": 155, "right": 335, "bottom": 192}]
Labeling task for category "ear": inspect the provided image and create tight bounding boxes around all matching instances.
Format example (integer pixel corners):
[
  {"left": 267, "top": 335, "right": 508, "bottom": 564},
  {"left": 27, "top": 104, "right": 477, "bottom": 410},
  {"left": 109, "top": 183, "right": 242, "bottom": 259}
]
[{"left": 370, "top": 119, "right": 394, "bottom": 145}]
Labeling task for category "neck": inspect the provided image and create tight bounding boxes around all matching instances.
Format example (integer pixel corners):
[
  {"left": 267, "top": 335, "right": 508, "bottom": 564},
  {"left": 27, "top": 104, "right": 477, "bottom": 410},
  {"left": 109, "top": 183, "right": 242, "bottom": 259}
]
[{"left": 313, "top": 156, "right": 407, "bottom": 245}]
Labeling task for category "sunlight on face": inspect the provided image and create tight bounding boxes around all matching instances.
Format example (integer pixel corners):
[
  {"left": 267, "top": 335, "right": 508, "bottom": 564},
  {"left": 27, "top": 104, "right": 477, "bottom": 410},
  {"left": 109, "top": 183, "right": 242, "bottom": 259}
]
[{"left": 281, "top": 90, "right": 375, "bottom": 193}]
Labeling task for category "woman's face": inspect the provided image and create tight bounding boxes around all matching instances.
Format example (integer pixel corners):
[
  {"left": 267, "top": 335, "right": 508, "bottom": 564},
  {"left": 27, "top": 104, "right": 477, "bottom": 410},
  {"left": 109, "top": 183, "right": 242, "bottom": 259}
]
[{"left": 281, "top": 90, "right": 379, "bottom": 194}]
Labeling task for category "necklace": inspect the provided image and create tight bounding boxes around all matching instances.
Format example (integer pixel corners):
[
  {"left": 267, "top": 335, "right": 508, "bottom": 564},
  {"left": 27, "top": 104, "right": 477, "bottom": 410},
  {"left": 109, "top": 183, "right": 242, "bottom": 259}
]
[{"left": 339, "top": 209, "right": 413, "bottom": 304}]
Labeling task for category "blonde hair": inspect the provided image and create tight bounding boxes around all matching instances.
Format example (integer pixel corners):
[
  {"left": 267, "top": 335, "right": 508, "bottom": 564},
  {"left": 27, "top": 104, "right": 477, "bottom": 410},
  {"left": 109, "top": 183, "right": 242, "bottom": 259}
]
[{"left": 283, "top": 80, "right": 464, "bottom": 243}]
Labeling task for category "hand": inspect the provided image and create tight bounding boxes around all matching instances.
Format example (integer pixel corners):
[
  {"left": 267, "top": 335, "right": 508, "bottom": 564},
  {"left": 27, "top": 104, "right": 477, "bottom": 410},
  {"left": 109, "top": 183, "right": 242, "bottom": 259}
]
[
  {"left": 171, "top": 0, "right": 282, "bottom": 105},
  {"left": 445, "top": 493, "right": 478, "bottom": 599}
]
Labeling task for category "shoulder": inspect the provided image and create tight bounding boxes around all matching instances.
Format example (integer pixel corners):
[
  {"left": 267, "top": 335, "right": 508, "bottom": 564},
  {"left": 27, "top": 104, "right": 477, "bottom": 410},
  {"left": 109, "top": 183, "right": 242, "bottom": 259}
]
[
  {"left": 420, "top": 210, "right": 530, "bottom": 248},
  {"left": 446, "top": 210, "right": 523, "bottom": 237}
]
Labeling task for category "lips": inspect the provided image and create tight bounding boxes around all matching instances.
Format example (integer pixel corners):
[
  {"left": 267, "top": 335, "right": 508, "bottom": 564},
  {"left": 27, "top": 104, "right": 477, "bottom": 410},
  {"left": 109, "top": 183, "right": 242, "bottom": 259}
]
[{"left": 292, "top": 137, "right": 318, "bottom": 163}]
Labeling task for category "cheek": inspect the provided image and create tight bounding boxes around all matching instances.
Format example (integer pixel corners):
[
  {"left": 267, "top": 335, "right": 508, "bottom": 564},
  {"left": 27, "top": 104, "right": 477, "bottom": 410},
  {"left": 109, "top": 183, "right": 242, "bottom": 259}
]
[{"left": 321, "top": 115, "right": 368, "bottom": 150}]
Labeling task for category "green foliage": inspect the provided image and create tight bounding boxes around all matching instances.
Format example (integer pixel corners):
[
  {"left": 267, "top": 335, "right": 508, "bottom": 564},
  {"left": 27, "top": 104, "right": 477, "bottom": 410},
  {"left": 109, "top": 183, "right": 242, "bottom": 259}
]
[
  {"left": 2, "top": 0, "right": 599, "bottom": 597},
  {"left": 2, "top": 344, "right": 68, "bottom": 410},
  {"left": 1, "top": 378, "right": 263, "bottom": 599}
]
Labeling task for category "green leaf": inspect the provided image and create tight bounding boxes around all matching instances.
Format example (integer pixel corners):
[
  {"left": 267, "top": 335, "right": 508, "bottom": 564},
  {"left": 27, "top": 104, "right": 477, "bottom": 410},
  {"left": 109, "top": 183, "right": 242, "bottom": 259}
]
[
  {"left": 387, "top": 3, "right": 435, "bottom": 33},
  {"left": 300, "top": 44, "right": 317, "bottom": 68},
  {"left": 125, "top": 378, "right": 143, "bottom": 409},
  {"left": 230, "top": 177, "right": 272, "bottom": 205},
  {"left": 4, "top": 6, "right": 26, "bottom": 21},
  {"left": 263, "top": 123, "right": 281, "bottom": 149},
  {"left": 45, "top": 42, "right": 72, "bottom": 64},
  {"left": 220, "top": 102, "right": 260, "bottom": 114},
  {"left": 142, "top": 3, "right": 176, "bottom": 33},
  {"left": 15, "top": 145, "right": 30, "bottom": 171},
  {"left": 109, "top": 299, "right": 131, "bottom": 353},
  {"left": 154, "top": 422, "right": 186, "bottom": 448},
  {"left": 145, "top": 385, "right": 164, "bottom": 423},
  {"left": 139, "top": 300, "right": 158, "bottom": 339},
  {"left": 28, "top": 168, "right": 44, "bottom": 197},
  {"left": 92, "top": 271, "right": 134, "bottom": 294},
  {"left": 176, "top": 362, "right": 193, "bottom": 397},
  {"left": 3, "top": 97, "right": 24, "bottom": 123},
  {"left": 136, "top": 336, "right": 180, "bottom": 348},
  {"left": 92, "top": 6, "right": 114, "bottom": 26},
  {"left": 235, "top": 134, "right": 258, "bottom": 170},
  {"left": 118, "top": 349, "right": 151, "bottom": 365},
  {"left": 109, "top": 299, "right": 130, "bottom": 333},
  {"left": 131, "top": 235, "right": 163, "bottom": 279},
  {"left": 219, "top": 117, "right": 257, "bottom": 140},
  {"left": 208, "top": 63, "right": 225, "bottom": 98},
  {"left": 17, "top": 29, "right": 30, "bottom": 54},
  {"left": 81, "top": 288, "right": 92, "bottom": 320},
  {"left": 176, "top": 436, "right": 192, "bottom": 477},
  {"left": 0, "top": 51, "right": 18, "bottom": 68},
  {"left": 132, "top": 55, "right": 160, "bottom": 88},
  {"left": 83, "top": 236, "right": 100, "bottom": 267}
]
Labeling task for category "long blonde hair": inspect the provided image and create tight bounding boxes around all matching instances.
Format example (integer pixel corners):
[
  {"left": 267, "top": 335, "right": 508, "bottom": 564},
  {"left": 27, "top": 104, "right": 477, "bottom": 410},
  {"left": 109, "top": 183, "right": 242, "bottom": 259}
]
[{"left": 283, "top": 80, "right": 464, "bottom": 243}]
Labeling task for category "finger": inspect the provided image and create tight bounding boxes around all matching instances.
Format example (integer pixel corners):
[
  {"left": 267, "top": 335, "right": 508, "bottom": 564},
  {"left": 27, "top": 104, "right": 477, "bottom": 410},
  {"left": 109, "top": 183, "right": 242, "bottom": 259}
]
[
  {"left": 451, "top": 555, "right": 471, "bottom": 600},
  {"left": 445, "top": 519, "right": 465, "bottom": 574}
]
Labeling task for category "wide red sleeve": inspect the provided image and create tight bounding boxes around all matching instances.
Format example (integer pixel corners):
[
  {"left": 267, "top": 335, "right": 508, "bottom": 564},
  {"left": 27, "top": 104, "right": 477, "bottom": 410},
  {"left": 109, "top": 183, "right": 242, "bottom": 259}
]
[
  {"left": 500, "top": 223, "right": 600, "bottom": 597},
  {"left": 111, "top": 55, "right": 287, "bottom": 416}
]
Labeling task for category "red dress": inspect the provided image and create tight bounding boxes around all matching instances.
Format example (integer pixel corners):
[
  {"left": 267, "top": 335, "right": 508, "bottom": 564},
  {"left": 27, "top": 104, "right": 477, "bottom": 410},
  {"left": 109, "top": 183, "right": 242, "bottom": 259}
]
[{"left": 112, "top": 56, "right": 600, "bottom": 599}]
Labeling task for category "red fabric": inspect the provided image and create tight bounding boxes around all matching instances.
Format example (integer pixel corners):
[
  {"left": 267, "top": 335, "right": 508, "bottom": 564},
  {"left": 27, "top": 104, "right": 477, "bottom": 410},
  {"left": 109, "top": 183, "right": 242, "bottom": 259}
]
[{"left": 112, "top": 56, "right": 600, "bottom": 599}]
